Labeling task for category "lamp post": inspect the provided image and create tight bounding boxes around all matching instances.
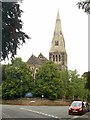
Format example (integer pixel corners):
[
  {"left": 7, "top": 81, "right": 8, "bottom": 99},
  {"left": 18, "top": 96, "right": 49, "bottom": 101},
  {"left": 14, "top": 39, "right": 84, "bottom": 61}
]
[{"left": 20, "top": 80, "right": 22, "bottom": 105}]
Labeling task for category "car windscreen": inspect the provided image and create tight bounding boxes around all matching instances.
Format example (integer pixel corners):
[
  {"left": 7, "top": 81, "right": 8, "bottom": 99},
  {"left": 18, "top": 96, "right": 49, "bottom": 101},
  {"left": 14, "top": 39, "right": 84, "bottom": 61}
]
[{"left": 71, "top": 102, "right": 82, "bottom": 107}]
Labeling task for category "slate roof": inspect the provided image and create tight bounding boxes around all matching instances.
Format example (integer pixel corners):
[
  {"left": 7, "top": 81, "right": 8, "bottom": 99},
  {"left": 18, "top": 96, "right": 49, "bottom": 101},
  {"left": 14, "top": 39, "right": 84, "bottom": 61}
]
[
  {"left": 27, "top": 54, "right": 43, "bottom": 65},
  {"left": 38, "top": 53, "right": 48, "bottom": 61}
]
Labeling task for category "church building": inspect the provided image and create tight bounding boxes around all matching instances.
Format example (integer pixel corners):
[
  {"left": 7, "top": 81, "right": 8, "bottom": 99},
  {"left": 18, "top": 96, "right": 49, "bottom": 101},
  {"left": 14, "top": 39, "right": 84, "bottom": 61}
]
[{"left": 27, "top": 11, "right": 67, "bottom": 77}]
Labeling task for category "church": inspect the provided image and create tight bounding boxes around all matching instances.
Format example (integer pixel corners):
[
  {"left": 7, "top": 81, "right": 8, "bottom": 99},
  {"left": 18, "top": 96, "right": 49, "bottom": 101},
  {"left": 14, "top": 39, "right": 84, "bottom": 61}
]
[{"left": 27, "top": 11, "right": 67, "bottom": 77}]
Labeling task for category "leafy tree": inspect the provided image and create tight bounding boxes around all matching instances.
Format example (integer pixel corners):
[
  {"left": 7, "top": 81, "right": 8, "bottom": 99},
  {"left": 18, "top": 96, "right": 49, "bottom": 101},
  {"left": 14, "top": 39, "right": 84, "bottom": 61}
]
[
  {"left": 77, "top": 0, "right": 90, "bottom": 14},
  {"left": 35, "top": 61, "right": 67, "bottom": 100},
  {"left": 35, "top": 62, "right": 87, "bottom": 100},
  {"left": 83, "top": 71, "right": 90, "bottom": 91},
  {"left": 2, "top": 64, "right": 7, "bottom": 81},
  {"left": 59, "top": 70, "right": 69, "bottom": 99},
  {"left": 1, "top": 0, "right": 30, "bottom": 61},
  {"left": 68, "top": 70, "right": 88, "bottom": 100},
  {"left": 86, "top": 72, "right": 90, "bottom": 90},
  {"left": 2, "top": 58, "right": 33, "bottom": 99}
]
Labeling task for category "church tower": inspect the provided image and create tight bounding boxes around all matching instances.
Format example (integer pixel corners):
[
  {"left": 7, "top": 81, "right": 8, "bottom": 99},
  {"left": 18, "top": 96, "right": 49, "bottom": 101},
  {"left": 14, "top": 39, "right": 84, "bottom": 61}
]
[{"left": 49, "top": 11, "right": 67, "bottom": 70}]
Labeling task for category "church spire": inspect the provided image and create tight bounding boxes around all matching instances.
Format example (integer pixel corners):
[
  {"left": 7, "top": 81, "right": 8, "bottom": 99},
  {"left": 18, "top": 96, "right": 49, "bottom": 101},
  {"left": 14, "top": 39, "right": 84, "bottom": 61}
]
[
  {"left": 54, "top": 10, "right": 62, "bottom": 35},
  {"left": 50, "top": 10, "right": 65, "bottom": 53},
  {"left": 57, "top": 9, "right": 60, "bottom": 20},
  {"left": 49, "top": 10, "right": 67, "bottom": 70}
]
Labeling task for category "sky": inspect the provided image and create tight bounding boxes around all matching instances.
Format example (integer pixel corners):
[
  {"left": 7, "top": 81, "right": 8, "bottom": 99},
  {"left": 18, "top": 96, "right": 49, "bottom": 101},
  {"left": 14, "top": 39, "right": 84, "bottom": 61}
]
[{"left": 15, "top": 0, "right": 88, "bottom": 75}]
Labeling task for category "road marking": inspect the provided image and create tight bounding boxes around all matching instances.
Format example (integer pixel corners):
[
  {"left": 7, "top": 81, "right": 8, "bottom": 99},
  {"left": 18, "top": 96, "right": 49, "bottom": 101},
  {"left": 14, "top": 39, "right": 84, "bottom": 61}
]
[
  {"left": 20, "top": 107, "right": 59, "bottom": 119},
  {"left": 72, "top": 116, "right": 79, "bottom": 119},
  {"left": 20, "top": 107, "right": 82, "bottom": 119},
  {"left": 2, "top": 112, "right": 11, "bottom": 118}
]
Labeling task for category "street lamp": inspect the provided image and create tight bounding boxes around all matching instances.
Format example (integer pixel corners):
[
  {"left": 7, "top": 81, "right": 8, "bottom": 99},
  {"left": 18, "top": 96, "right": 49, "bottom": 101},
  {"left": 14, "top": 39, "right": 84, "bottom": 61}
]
[{"left": 20, "top": 80, "right": 22, "bottom": 105}]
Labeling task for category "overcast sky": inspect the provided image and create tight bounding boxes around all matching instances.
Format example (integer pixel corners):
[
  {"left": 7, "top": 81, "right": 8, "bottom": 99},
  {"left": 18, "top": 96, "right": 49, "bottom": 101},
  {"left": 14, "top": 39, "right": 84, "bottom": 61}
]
[{"left": 15, "top": 0, "right": 88, "bottom": 75}]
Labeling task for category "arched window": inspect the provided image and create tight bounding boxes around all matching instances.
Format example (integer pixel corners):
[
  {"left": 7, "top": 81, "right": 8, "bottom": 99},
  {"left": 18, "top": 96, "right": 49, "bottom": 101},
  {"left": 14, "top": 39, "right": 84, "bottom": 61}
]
[
  {"left": 59, "top": 55, "right": 61, "bottom": 61},
  {"left": 56, "top": 55, "right": 58, "bottom": 62},
  {"left": 53, "top": 55, "right": 55, "bottom": 61}
]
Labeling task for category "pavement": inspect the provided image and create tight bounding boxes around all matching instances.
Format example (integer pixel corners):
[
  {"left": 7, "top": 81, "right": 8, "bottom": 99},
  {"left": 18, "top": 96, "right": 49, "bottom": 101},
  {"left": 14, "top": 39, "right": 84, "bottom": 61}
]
[{"left": 87, "top": 112, "right": 90, "bottom": 119}]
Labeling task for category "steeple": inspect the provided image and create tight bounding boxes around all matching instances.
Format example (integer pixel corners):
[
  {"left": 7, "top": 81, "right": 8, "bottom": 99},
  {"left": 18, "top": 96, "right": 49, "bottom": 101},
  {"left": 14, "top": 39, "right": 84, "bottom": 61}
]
[
  {"left": 54, "top": 10, "right": 62, "bottom": 34},
  {"left": 50, "top": 10, "right": 66, "bottom": 53},
  {"left": 49, "top": 11, "right": 67, "bottom": 70},
  {"left": 57, "top": 10, "right": 60, "bottom": 20}
]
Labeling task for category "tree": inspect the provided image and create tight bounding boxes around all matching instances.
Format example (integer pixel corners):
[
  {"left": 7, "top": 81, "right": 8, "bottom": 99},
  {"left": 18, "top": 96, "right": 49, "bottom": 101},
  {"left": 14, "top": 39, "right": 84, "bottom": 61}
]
[
  {"left": 2, "top": 57, "right": 33, "bottom": 99},
  {"left": 68, "top": 70, "right": 88, "bottom": 100},
  {"left": 86, "top": 72, "right": 90, "bottom": 90},
  {"left": 83, "top": 71, "right": 90, "bottom": 91},
  {"left": 1, "top": 1, "right": 30, "bottom": 61},
  {"left": 35, "top": 61, "right": 68, "bottom": 100},
  {"left": 59, "top": 70, "right": 69, "bottom": 99},
  {"left": 77, "top": 0, "right": 90, "bottom": 14}
]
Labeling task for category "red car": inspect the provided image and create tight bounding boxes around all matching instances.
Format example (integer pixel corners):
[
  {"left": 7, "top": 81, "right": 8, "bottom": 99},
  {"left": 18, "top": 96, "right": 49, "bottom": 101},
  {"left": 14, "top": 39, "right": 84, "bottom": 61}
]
[{"left": 68, "top": 101, "right": 85, "bottom": 115}]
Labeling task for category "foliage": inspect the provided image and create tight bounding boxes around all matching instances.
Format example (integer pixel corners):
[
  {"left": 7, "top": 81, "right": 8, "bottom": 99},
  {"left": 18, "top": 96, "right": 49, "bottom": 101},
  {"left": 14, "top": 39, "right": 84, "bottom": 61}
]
[
  {"left": 68, "top": 70, "right": 89, "bottom": 100},
  {"left": 58, "top": 70, "right": 69, "bottom": 99},
  {"left": 1, "top": 1, "right": 30, "bottom": 61},
  {"left": 34, "top": 63, "right": 88, "bottom": 100},
  {"left": 77, "top": 0, "right": 90, "bottom": 14},
  {"left": 2, "top": 59, "right": 89, "bottom": 100},
  {"left": 86, "top": 72, "right": 90, "bottom": 90},
  {"left": 34, "top": 61, "right": 69, "bottom": 100},
  {"left": 2, "top": 58, "right": 33, "bottom": 99},
  {"left": 83, "top": 71, "right": 90, "bottom": 91}
]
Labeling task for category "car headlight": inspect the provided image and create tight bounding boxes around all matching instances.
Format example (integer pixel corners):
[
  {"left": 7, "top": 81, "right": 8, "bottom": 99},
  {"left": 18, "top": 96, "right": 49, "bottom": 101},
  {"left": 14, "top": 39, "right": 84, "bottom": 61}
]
[
  {"left": 69, "top": 107, "right": 72, "bottom": 110},
  {"left": 79, "top": 108, "right": 82, "bottom": 111}
]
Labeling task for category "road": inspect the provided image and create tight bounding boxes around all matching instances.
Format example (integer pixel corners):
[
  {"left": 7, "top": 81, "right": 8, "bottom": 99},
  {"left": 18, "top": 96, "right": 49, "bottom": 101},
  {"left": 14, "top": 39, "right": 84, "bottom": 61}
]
[{"left": 1, "top": 105, "right": 90, "bottom": 120}]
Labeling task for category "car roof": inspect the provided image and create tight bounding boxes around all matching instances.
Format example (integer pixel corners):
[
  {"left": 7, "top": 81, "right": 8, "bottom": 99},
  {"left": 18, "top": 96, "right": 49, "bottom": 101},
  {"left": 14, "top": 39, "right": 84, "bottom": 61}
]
[{"left": 72, "top": 101, "right": 83, "bottom": 102}]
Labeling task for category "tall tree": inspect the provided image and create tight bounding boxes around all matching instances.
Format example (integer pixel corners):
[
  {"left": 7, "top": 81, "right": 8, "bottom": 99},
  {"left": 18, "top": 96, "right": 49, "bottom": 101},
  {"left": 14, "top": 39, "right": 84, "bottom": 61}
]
[
  {"left": 59, "top": 70, "right": 69, "bottom": 99},
  {"left": 68, "top": 70, "right": 88, "bottom": 100},
  {"left": 1, "top": 1, "right": 30, "bottom": 61},
  {"left": 35, "top": 61, "right": 69, "bottom": 100},
  {"left": 77, "top": 0, "right": 90, "bottom": 14},
  {"left": 2, "top": 58, "right": 33, "bottom": 99},
  {"left": 83, "top": 71, "right": 90, "bottom": 91}
]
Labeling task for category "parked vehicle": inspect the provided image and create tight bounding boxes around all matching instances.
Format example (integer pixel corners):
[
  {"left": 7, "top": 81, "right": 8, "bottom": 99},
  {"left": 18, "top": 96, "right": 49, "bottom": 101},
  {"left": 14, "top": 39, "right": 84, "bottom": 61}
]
[
  {"left": 68, "top": 101, "right": 85, "bottom": 115},
  {"left": 83, "top": 102, "right": 89, "bottom": 112},
  {"left": 25, "top": 92, "right": 33, "bottom": 98}
]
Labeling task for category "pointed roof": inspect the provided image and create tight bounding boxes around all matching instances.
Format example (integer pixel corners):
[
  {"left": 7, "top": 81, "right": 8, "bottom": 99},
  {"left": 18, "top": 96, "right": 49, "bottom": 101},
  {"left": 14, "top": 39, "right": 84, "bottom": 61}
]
[
  {"left": 54, "top": 10, "right": 62, "bottom": 35},
  {"left": 49, "top": 11, "right": 66, "bottom": 53},
  {"left": 27, "top": 54, "right": 42, "bottom": 65},
  {"left": 56, "top": 10, "right": 60, "bottom": 20},
  {"left": 38, "top": 53, "right": 48, "bottom": 61}
]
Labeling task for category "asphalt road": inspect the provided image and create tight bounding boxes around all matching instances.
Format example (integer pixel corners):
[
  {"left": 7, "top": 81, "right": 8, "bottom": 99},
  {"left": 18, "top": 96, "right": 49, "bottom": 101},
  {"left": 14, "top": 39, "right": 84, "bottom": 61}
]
[{"left": 1, "top": 104, "right": 90, "bottom": 120}]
